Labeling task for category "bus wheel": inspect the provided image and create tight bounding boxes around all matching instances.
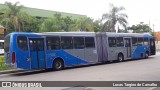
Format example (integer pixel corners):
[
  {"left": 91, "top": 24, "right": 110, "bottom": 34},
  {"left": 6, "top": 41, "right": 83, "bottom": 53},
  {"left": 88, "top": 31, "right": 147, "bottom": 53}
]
[
  {"left": 145, "top": 52, "right": 149, "bottom": 59},
  {"left": 118, "top": 53, "right": 124, "bottom": 62},
  {"left": 53, "top": 59, "right": 64, "bottom": 71}
]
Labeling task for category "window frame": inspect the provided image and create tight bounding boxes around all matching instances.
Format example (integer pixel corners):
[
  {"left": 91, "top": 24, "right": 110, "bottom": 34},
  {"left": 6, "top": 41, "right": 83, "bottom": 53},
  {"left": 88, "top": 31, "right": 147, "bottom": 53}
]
[
  {"left": 132, "top": 37, "right": 138, "bottom": 46},
  {"left": 137, "top": 37, "right": 144, "bottom": 46},
  {"left": 73, "top": 37, "right": 85, "bottom": 49},
  {"left": 85, "top": 37, "right": 95, "bottom": 48},
  {"left": 108, "top": 37, "right": 116, "bottom": 47},
  {"left": 60, "top": 36, "right": 73, "bottom": 49},
  {"left": 17, "top": 36, "right": 28, "bottom": 52},
  {"left": 144, "top": 37, "right": 149, "bottom": 46},
  {"left": 46, "top": 36, "right": 60, "bottom": 50},
  {"left": 116, "top": 37, "right": 124, "bottom": 47}
]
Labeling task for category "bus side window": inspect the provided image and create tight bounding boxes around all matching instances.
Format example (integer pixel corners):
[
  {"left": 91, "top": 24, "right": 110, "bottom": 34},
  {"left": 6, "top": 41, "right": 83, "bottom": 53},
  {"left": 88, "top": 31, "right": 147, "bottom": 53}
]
[
  {"left": 132, "top": 37, "right": 137, "bottom": 46},
  {"left": 144, "top": 38, "right": 149, "bottom": 46},
  {"left": 46, "top": 37, "right": 60, "bottom": 50},
  {"left": 137, "top": 38, "right": 144, "bottom": 46},
  {"left": 17, "top": 36, "right": 28, "bottom": 52},
  {"left": 108, "top": 37, "right": 116, "bottom": 47},
  {"left": 73, "top": 37, "right": 85, "bottom": 49},
  {"left": 37, "top": 40, "right": 44, "bottom": 51},
  {"left": 85, "top": 37, "right": 95, "bottom": 48},
  {"left": 116, "top": 37, "right": 123, "bottom": 47},
  {"left": 61, "top": 37, "right": 73, "bottom": 49}
]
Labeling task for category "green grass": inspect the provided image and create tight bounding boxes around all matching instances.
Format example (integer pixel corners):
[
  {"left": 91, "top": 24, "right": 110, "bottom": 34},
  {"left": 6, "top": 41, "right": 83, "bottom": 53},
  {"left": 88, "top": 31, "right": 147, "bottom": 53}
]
[
  {"left": 0, "top": 55, "right": 4, "bottom": 62},
  {"left": 0, "top": 66, "right": 12, "bottom": 71},
  {"left": 0, "top": 55, "right": 13, "bottom": 71}
]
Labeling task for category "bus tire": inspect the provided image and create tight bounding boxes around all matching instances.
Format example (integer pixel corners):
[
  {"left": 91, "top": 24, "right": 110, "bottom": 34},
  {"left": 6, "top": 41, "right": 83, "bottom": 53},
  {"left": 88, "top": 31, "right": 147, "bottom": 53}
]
[
  {"left": 118, "top": 53, "right": 124, "bottom": 62},
  {"left": 145, "top": 52, "right": 149, "bottom": 59},
  {"left": 53, "top": 59, "right": 64, "bottom": 71}
]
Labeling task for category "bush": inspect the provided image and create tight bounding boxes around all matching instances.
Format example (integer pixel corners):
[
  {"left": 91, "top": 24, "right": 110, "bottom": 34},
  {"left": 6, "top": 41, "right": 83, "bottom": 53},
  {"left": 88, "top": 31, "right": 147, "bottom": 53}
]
[
  {"left": 0, "top": 56, "right": 12, "bottom": 70},
  {"left": 0, "top": 56, "right": 4, "bottom": 62}
]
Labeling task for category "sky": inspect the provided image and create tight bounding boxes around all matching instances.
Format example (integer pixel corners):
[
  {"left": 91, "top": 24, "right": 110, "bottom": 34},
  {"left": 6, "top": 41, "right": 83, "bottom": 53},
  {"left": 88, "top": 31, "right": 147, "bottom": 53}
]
[{"left": 0, "top": 0, "right": 160, "bottom": 31}]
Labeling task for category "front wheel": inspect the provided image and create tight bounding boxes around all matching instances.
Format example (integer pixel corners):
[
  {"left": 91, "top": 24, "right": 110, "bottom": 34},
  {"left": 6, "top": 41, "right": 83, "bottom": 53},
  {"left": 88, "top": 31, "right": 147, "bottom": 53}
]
[
  {"left": 145, "top": 52, "right": 149, "bottom": 59},
  {"left": 118, "top": 54, "right": 124, "bottom": 62},
  {"left": 53, "top": 60, "right": 64, "bottom": 71}
]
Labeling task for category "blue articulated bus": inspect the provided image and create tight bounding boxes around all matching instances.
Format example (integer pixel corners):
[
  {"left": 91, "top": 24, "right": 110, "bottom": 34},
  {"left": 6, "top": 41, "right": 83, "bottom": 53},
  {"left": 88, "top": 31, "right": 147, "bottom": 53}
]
[{"left": 4, "top": 32, "right": 156, "bottom": 70}]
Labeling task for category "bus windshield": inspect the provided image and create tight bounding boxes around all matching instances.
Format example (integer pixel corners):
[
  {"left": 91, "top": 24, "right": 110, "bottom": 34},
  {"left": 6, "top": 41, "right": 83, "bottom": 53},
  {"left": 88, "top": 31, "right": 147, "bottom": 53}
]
[{"left": 4, "top": 36, "right": 10, "bottom": 52}]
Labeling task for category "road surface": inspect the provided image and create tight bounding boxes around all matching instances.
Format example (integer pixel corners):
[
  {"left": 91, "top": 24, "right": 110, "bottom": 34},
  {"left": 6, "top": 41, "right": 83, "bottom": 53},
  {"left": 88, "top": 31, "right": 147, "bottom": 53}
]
[{"left": 0, "top": 52, "right": 160, "bottom": 90}]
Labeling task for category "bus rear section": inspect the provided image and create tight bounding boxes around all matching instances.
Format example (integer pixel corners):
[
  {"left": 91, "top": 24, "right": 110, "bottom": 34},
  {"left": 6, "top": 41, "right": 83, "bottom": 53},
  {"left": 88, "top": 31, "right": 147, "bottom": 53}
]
[
  {"left": 4, "top": 33, "right": 46, "bottom": 70},
  {"left": 4, "top": 35, "right": 13, "bottom": 68}
]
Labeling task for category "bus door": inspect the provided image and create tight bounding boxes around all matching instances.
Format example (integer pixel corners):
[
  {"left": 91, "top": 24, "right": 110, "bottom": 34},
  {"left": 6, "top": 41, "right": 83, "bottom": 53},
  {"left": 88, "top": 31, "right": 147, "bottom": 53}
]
[
  {"left": 124, "top": 38, "right": 131, "bottom": 58},
  {"left": 29, "top": 38, "right": 46, "bottom": 69},
  {"left": 150, "top": 38, "right": 156, "bottom": 55}
]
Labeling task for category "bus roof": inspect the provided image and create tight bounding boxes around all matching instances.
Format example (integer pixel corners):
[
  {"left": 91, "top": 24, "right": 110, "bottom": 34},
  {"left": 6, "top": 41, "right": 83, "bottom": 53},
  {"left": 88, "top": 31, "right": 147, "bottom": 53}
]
[
  {"left": 6, "top": 32, "right": 153, "bottom": 38},
  {"left": 39, "top": 32, "right": 96, "bottom": 36},
  {"left": 106, "top": 33, "right": 153, "bottom": 38}
]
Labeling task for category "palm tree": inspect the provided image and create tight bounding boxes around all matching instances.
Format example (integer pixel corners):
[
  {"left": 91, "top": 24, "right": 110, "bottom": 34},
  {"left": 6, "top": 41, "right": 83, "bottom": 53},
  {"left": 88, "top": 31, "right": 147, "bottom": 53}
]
[
  {"left": 102, "top": 4, "right": 128, "bottom": 32},
  {"left": 3, "top": 1, "right": 23, "bottom": 32}
]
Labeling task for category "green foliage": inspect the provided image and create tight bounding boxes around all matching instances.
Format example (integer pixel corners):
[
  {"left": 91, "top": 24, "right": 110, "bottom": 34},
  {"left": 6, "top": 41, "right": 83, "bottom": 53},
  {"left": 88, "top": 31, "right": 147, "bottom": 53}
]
[
  {"left": 63, "top": 16, "right": 75, "bottom": 32},
  {"left": 128, "top": 23, "right": 152, "bottom": 33},
  {"left": 40, "top": 13, "right": 100, "bottom": 32},
  {"left": 93, "top": 20, "right": 103, "bottom": 32},
  {"left": 40, "top": 17, "right": 62, "bottom": 32},
  {"left": 74, "top": 17, "right": 94, "bottom": 31},
  {"left": 2, "top": 1, "right": 23, "bottom": 32},
  {"left": 1, "top": 2, "right": 104, "bottom": 33},
  {"left": 19, "top": 13, "right": 44, "bottom": 32},
  {"left": 0, "top": 56, "right": 13, "bottom": 70},
  {"left": 0, "top": 56, "right": 4, "bottom": 62}
]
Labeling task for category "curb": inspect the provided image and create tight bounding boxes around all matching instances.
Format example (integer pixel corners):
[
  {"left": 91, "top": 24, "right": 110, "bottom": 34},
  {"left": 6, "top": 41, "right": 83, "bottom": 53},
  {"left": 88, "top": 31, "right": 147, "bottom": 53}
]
[{"left": 0, "top": 69, "right": 24, "bottom": 74}]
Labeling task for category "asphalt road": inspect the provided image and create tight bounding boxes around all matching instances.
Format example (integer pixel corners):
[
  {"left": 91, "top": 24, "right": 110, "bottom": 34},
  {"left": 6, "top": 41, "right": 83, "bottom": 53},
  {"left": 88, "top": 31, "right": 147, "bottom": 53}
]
[{"left": 0, "top": 52, "right": 160, "bottom": 90}]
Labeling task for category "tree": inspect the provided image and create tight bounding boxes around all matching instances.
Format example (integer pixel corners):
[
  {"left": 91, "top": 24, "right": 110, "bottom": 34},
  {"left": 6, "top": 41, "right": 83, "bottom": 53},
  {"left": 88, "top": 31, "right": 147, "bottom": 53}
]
[
  {"left": 18, "top": 12, "right": 43, "bottom": 32},
  {"left": 3, "top": 2, "right": 23, "bottom": 32},
  {"left": 102, "top": 4, "right": 128, "bottom": 32},
  {"left": 40, "top": 17, "right": 62, "bottom": 32},
  {"left": 128, "top": 23, "right": 152, "bottom": 33},
  {"left": 63, "top": 16, "right": 74, "bottom": 32},
  {"left": 74, "top": 17, "right": 94, "bottom": 31},
  {"left": 93, "top": 19, "right": 103, "bottom": 32}
]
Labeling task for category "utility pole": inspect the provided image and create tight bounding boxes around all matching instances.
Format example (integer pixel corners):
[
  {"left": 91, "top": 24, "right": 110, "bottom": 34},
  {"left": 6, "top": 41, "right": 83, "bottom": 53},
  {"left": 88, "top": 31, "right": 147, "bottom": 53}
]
[
  {"left": 152, "top": 24, "right": 155, "bottom": 36},
  {"left": 153, "top": 24, "right": 155, "bottom": 32}
]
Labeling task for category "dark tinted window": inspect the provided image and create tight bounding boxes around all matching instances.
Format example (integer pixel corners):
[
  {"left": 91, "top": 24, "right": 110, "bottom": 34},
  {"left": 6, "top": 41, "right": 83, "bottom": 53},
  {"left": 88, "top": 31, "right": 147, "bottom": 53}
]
[
  {"left": 47, "top": 37, "right": 60, "bottom": 50},
  {"left": 85, "top": 37, "right": 95, "bottom": 48},
  {"left": 37, "top": 39, "right": 44, "bottom": 51},
  {"left": 132, "top": 37, "right": 137, "bottom": 46},
  {"left": 150, "top": 38, "right": 155, "bottom": 47},
  {"left": 124, "top": 38, "right": 131, "bottom": 47},
  {"left": 0, "top": 42, "right": 4, "bottom": 49},
  {"left": 4, "top": 36, "right": 10, "bottom": 52},
  {"left": 74, "top": 37, "right": 84, "bottom": 49},
  {"left": 17, "top": 36, "right": 28, "bottom": 52},
  {"left": 144, "top": 38, "right": 149, "bottom": 46},
  {"left": 29, "top": 40, "right": 36, "bottom": 51},
  {"left": 137, "top": 38, "right": 144, "bottom": 46},
  {"left": 61, "top": 37, "right": 73, "bottom": 49},
  {"left": 108, "top": 37, "right": 116, "bottom": 47},
  {"left": 116, "top": 37, "right": 124, "bottom": 47}
]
